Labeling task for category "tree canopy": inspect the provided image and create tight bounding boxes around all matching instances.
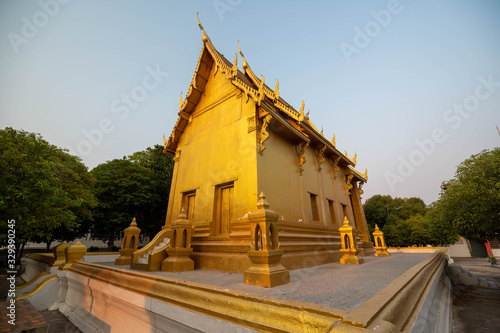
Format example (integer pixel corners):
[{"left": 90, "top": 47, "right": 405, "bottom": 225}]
[
  {"left": 363, "top": 195, "right": 426, "bottom": 230},
  {"left": 433, "top": 147, "right": 499, "bottom": 243},
  {"left": 0, "top": 127, "right": 95, "bottom": 258},
  {"left": 90, "top": 158, "right": 161, "bottom": 250},
  {"left": 127, "top": 144, "right": 174, "bottom": 238}
]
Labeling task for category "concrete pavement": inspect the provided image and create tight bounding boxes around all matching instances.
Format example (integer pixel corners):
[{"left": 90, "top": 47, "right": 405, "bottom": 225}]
[{"left": 451, "top": 257, "right": 500, "bottom": 333}]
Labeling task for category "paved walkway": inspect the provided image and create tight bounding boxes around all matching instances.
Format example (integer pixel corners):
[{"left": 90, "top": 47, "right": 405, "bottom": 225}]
[
  {"left": 451, "top": 257, "right": 500, "bottom": 333},
  {"left": 102, "top": 253, "right": 431, "bottom": 311}
]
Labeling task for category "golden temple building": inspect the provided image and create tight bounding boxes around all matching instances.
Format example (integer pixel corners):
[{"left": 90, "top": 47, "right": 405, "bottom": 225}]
[{"left": 132, "top": 16, "right": 374, "bottom": 276}]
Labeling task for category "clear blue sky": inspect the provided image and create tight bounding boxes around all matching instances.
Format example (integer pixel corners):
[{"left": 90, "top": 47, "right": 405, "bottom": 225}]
[{"left": 1, "top": 0, "right": 499, "bottom": 205}]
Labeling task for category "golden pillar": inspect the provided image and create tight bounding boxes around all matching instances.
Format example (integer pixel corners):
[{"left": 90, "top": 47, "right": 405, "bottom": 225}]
[
  {"left": 244, "top": 192, "right": 290, "bottom": 288},
  {"left": 60, "top": 241, "right": 87, "bottom": 270},
  {"left": 161, "top": 208, "right": 194, "bottom": 272},
  {"left": 339, "top": 217, "right": 364, "bottom": 265},
  {"left": 52, "top": 241, "right": 69, "bottom": 266},
  {"left": 115, "top": 217, "right": 142, "bottom": 265},
  {"left": 373, "top": 225, "right": 390, "bottom": 257}
]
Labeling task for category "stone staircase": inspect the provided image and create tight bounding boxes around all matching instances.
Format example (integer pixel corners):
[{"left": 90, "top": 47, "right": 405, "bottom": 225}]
[
  {"left": 447, "top": 263, "right": 498, "bottom": 289},
  {"left": 137, "top": 237, "right": 170, "bottom": 264}
]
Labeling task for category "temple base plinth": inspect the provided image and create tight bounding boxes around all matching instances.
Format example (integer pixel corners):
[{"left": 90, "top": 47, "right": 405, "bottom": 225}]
[
  {"left": 161, "top": 248, "right": 194, "bottom": 272},
  {"left": 340, "top": 249, "right": 364, "bottom": 265},
  {"left": 244, "top": 250, "right": 290, "bottom": 288}
]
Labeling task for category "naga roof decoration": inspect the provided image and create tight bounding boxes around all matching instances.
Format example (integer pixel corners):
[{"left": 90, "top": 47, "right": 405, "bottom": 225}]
[{"left": 165, "top": 14, "right": 367, "bottom": 182}]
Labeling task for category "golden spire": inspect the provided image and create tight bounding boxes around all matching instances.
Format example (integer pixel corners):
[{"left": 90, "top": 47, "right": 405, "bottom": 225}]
[
  {"left": 332, "top": 132, "right": 336, "bottom": 146},
  {"left": 298, "top": 100, "right": 305, "bottom": 122},
  {"left": 343, "top": 216, "right": 349, "bottom": 226},
  {"left": 274, "top": 79, "right": 279, "bottom": 101}
]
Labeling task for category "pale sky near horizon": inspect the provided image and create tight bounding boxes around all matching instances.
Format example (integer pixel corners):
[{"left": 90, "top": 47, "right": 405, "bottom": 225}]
[{"left": 1, "top": 0, "right": 499, "bottom": 206}]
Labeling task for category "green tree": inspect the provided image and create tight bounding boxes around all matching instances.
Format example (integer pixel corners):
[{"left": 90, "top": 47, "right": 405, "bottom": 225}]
[
  {"left": 90, "top": 159, "right": 158, "bottom": 250},
  {"left": 127, "top": 144, "right": 174, "bottom": 238},
  {"left": 434, "top": 148, "right": 500, "bottom": 243},
  {"left": 31, "top": 149, "right": 96, "bottom": 251},
  {"left": 424, "top": 202, "right": 459, "bottom": 246},
  {"left": 363, "top": 195, "right": 427, "bottom": 229},
  {"left": 363, "top": 195, "right": 394, "bottom": 229},
  {"left": 0, "top": 128, "right": 95, "bottom": 261}
]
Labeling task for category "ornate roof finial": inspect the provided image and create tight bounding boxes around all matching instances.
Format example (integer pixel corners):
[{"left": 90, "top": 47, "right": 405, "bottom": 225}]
[
  {"left": 332, "top": 132, "right": 336, "bottom": 146},
  {"left": 131, "top": 217, "right": 137, "bottom": 227},
  {"left": 375, "top": 224, "right": 380, "bottom": 231},
  {"left": 364, "top": 168, "right": 368, "bottom": 180},
  {"left": 321, "top": 125, "right": 323, "bottom": 135},
  {"left": 232, "top": 52, "right": 238, "bottom": 73},
  {"left": 237, "top": 40, "right": 248, "bottom": 72},
  {"left": 353, "top": 152, "right": 357, "bottom": 166},
  {"left": 196, "top": 12, "right": 204, "bottom": 31},
  {"left": 197, "top": 13, "right": 208, "bottom": 43},
  {"left": 257, "top": 74, "right": 265, "bottom": 106},
  {"left": 274, "top": 79, "right": 279, "bottom": 101},
  {"left": 305, "top": 109, "right": 310, "bottom": 120},
  {"left": 179, "top": 92, "right": 183, "bottom": 110},
  {"left": 298, "top": 100, "right": 305, "bottom": 122},
  {"left": 163, "top": 134, "right": 167, "bottom": 149}
]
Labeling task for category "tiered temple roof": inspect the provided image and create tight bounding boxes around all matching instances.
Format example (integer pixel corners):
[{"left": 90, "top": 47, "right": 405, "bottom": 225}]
[{"left": 165, "top": 14, "right": 367, "bottom": 183}]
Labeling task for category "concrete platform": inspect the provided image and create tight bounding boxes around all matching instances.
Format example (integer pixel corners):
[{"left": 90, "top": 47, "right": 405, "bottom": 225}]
[{"left": 100, "top": 253, "right": 431, "bottom": 311}]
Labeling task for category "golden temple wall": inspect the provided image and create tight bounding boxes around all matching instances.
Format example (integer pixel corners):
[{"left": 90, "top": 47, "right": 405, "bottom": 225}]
[{"left": 166, "top": 67, "right": 258, "bottom": 228}]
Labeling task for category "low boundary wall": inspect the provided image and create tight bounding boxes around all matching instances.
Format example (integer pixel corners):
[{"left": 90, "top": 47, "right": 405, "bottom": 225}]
[{"left": 20, "top": 252, "right": 450, "bottom": 332}]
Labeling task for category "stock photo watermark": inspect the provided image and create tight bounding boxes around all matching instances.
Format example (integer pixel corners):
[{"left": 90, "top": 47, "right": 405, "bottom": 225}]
[
  {"left": 385, "top": 74, "right": 499, "bottom": 191},
  {"left": 70, "top": 65, "right": 169, "bottom": 157},
  {"left": 7, "top": 0, "right": 71, "bottom": 54},
  {"left": 339, "top": 0, "right": 412, "bottom": 64},
  {"left": 212, "top": 0, "right": 243, "bottom": 21},
  {"left": 6, "top": 219, "right": 17, "bottom": 326}
]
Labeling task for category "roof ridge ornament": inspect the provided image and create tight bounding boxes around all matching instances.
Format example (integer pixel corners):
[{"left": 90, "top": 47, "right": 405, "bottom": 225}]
[
  {"left": 332, "top": 132, "right": 336, "bottom": 146},
  {"left": 274, "top": 79, "right": 279, "bottom": 101},
  {"left": 232, "top": 52, "right": 238, "bottom": 76},
  {"left": 298, "top": 101, "right": 305, "bottom": 123},
  {"left": 237, "top": 40, "right": 248, "bottom": 74},
  {"left": 196, "top": 12, "right": 208, "bottom": 43},
  {"left": 257, "top": 75, "right": 265, "bottom": 106},
  {"left": 197, "top": 12, "right": 204, "bottom": 31}
]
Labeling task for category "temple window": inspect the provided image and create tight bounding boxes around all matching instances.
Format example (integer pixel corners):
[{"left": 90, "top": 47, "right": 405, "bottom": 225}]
[
  {"left": 310, "top": 193, "right": 319, "bottom": 222},
  {"left": 327, "top": 199, "right": 337, "bottom": 226},
  {"left": 341, "top": 204, "right": 348, "bottom": 223},
  {"left": 182, "top": 190, "right": 196, "bottom": 222}
]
